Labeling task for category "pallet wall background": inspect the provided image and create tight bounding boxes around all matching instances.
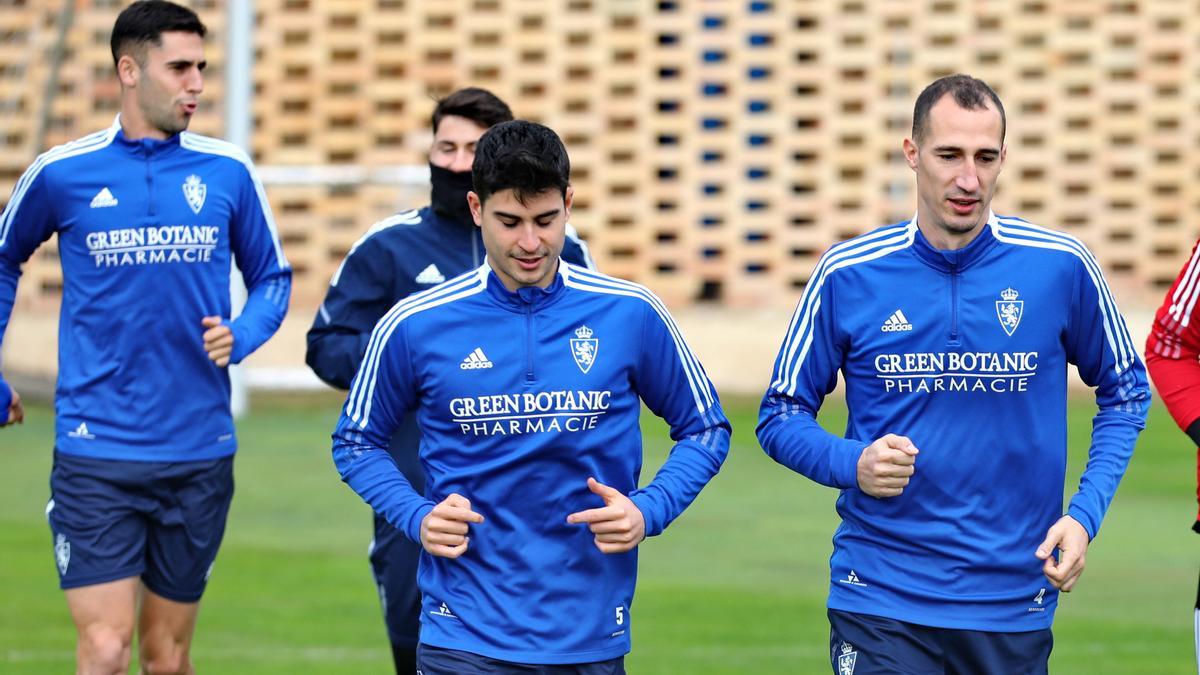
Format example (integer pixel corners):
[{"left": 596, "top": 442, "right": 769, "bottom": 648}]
[{"left": 1, "top": 0, "right": 1196, "bottom": 313}]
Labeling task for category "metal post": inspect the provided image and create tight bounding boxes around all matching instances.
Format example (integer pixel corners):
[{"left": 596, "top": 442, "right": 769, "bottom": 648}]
[
  {"left": 34, "top": 0, "right": 76, "bottom": 153},
  {"left": 225, "top": 0, "right": 253, "bottom": 417}
]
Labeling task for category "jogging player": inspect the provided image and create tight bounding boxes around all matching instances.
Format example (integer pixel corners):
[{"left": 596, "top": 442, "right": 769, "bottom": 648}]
[
  {"left": 0, "top": 2, "right": 290, "bottom": 672},
  {"left": 331, "top": 120, "right": 729, "bottom": 673},
  {"left": 306, "top": 87, "right": 593, "bottom": 673},
  {"left": 757, "top": 74, "right": 1149, "bottom": 674}
]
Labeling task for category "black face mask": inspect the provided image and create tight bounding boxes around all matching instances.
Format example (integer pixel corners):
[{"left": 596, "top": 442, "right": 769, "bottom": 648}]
[{"left": 429, "top": 162, "right": 476, "bottom": 226}]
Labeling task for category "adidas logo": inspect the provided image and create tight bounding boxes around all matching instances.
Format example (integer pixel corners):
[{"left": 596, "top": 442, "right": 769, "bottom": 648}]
[
  {"left": 460, "top": 347, "right": 494, "bottom": 370},
  {"left": 67, "top": 422, "right": 95, "bottom": 439},
  {"left": 89, "top": 187, "right": 118, "bottom": 208},
  {"left": 881, "top": 309, "right": 913, "bottom": 333},
  {"left": 415, "top": 263, "right": 446, "bottom": 285}
]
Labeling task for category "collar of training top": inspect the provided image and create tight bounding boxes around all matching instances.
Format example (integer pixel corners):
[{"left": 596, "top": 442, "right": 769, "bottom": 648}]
[
  {"left": 909, "top": 210, "right": 1000, "bottom": 272},
  {"left": 480, "top": 259, "right": 570, "bottom": 312}
]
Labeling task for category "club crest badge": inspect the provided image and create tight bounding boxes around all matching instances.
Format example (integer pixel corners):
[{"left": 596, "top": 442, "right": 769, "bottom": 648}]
[
  {"left": 995, "top": 287, "right": 1023, "bottom": 336},
  {"left": 55, "top": 533, "right": 70, "bottom": 575},
  {"left": 570, "top": 325, "right": 598, "bottom": 374},
  {"left": 183, "top": 174, "right": 207, "bottom": 214},
  {"left": 836, "top": 641, "right": 857, "bottom": 675}
]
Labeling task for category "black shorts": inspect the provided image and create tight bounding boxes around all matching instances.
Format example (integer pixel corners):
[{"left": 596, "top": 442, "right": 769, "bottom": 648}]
[
  {"left": 47, "top": 450, "right": 234, "bottom": 602},
  {"left": 828, "top": 609, "right": 1052, "bottom": 675}
]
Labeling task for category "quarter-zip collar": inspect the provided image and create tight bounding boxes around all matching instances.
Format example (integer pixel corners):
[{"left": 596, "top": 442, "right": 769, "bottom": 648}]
[
  {"left": 113, "top": 122, "right": 183, "bottom": 157},
  {"left": 480, "top": 258, "right": 569, "bottom": 312},
  {"left": 107, "top": 115, "right": 182, "bottom": 219},
  {"left": 909, "top": 210, "right": 999, "bottom": 272}
]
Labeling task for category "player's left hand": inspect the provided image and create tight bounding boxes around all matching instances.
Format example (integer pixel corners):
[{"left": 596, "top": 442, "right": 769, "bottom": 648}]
[
  {"left": 566, "top": 477, "right": 645, "bottom": 554},
  {"left": 2, "top": 387, "right": 23, "bottom": 427},
  {"left": 1036, "top": 515, "right": 1089, "bottom": 592},
  {"left": 201, "top": 316, "right": 234, "bottom": 367}
]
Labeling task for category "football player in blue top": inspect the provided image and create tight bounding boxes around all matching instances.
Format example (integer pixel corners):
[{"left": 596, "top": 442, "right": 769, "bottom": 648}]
[
  {"left": 306, "top": 87, "right": 593, "bottom": 673},
  {"left": 332, "top": 120, "right": 730, "bottom": 673},
  {"left": 0, "top": 2, "right": 290, "bottom": 673},
  {"left": 758, "top": 74, "right": 1149, "bottom": 675}
]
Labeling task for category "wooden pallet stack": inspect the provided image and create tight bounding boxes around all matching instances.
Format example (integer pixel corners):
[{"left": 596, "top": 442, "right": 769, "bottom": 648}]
[{"left": 0, "top": 0, "right": 1195, "bottom": 313}]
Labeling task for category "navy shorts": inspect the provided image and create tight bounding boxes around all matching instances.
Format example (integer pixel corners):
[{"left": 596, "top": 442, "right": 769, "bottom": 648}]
[
  {"left": 828, "top": 609, "right": 1052, "bottom": 675},
  {"left": 47, "top": 450, "right": 234, "bottom": 603},
  {"left": 416, "top": 644, "right": 625, "bottom": 675}
]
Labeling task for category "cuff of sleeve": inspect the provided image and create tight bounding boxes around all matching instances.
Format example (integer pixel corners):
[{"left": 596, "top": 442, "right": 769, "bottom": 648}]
[
  {"left": 834, "top": 440, "right": 864, "bottom": 490},
  {"left": 404, "top": 502, "right": 436, "bottom": 544},
  {"left": 1065, "top": 507, "right": 1097, "bottom": 540},
  {"left": 0, "top": 377, "right": 10, "bottom": 413},
  {"left": 1186, "top": 419, "right": 1200, "bottom": 448},
  {"left": 628, "top": 491, "right": 663, "bottom": 538},
  {"left": 228, "top": 320, "right": 251, "bottom": 364}
]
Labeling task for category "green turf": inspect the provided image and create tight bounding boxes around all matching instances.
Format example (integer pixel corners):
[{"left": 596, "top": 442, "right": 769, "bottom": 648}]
[{"left": 0, "top": 393, "right": 1195, "bottom": 673}]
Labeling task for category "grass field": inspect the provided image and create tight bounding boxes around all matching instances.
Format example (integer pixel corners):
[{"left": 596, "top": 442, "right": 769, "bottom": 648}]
[{"left": 1, "top": 393, "right": 1196, "bottom": 673}]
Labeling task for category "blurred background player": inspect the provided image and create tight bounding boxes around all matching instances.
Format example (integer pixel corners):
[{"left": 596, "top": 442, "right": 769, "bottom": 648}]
[
  {"left": 758, "top": 74, "right": 1149, "bottom": 675},
  {"left": 306, "top": 88, "right": 593, "bottom": 672},
  {"left": 1144, "top": 240, "right": 1200, "bottom": 671},
  {"left": 331, "top": 119, "right": 729, "bottom": 674},
  {"left": 0, "top": 2, "right": 290, "bottom": 673}
]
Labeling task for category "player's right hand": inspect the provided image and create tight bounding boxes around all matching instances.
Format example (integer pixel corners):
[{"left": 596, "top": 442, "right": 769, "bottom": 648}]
[
  {"left": 201, "top": 316, "right": 234, "bottom": 367},
  {"left": 2, "top": 387, "right": 23, "bottom": 427},
  {"left": 420, "top": 493, "right": 485, "bottom": 559},
  {"left": 856, "top": 434, "right": 918, "bottom": 498}
]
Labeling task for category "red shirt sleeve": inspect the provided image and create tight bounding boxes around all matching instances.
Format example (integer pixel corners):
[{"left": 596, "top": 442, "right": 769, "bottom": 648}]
[{"left": 1146, "top": 238, "right": 1200, "bottom": 431}]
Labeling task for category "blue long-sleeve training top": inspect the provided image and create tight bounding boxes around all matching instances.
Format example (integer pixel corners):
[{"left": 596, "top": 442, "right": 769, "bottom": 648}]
[
  {"left": 332, "top": 261, "right": 730, "bottom": 664},
  {"left": 758, "top": 212, "right": 1149, "bottom": 632},
  {"left": 0, "top": 117, "right": 291, "bottom": 461}
]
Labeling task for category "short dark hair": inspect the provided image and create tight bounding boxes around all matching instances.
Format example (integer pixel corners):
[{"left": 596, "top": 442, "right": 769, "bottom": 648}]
[
  {"left": 431, "top": 88, "right": 514, "bottom": 134},
  {"left": 912, "top": 74, "right": 1006, "bottom": 144},
  {"left": 472, "top": 121, "right": 570, "bottom": 205},
  {"left": 111, "top": 1, "right": 207, "bottom": 67}
]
